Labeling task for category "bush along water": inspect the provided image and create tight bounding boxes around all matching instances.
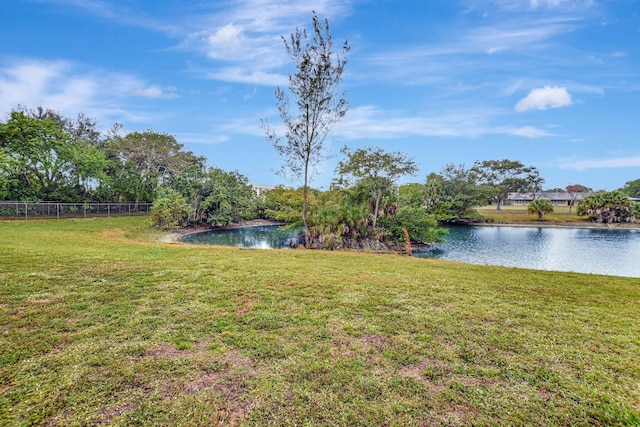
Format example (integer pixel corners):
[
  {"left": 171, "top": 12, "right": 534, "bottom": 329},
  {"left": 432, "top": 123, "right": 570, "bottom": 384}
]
[
  {"left": 578, "top": 191, "right": 640, "bottom": 224},
  {"left": 297, "top": 200, "right": 447, "bottom": 253}
]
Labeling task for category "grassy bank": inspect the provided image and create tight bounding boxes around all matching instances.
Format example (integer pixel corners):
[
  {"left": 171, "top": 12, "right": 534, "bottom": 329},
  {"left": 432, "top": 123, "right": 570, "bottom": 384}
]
[
  {"left": 1, "top": 217, "right": 638, "bottom": 426},
  {"left": 477, "top": 204, "right": 589, "bottom": 224}
]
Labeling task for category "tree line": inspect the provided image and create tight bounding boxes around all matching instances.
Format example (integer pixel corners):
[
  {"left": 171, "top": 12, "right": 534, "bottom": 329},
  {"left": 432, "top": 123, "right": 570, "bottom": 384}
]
[
  {"left": 1, "top": 104, "right": 638, "bottom": 249},
  {"left": 3, "top": 13, "right": 639, "bottom": 250},
  {"left": 0, "top": 107, "right": 204, "bottom": 203}
]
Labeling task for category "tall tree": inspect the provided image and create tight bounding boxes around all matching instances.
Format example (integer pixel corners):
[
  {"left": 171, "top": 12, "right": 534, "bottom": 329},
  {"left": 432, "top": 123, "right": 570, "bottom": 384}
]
[
  {"left": 337, "top": 146, "right": 417, "bottom": 228},
  {"left": 0, "top": 111, "right": 106, "bottom": 201},
  {"left": 262, "top": 186, "right": 314, "bottom": 224},
  {"left": 0, "top": 149, "right": 13, "bottom": 200},
  {"left": 200, "top": 168, "right": 258, "bottom": 226},
  {"left": 103, "top": 130, "right": 204, "bottom": 202},
  {"left": 472, "top": 159, "right": 543, "bottom": 210},
  {"left": 262, "top": 12, "right": 349, "bottom": 245},
  {"left": 19, "top": 106, "right": 101, "bottom": 146},
  {"left": 424, "top": 164, "right": 485, "bottom": 223}
]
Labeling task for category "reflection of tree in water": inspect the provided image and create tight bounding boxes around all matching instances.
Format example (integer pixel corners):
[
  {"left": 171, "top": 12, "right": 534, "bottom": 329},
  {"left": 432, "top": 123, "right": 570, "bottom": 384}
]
[{"left": 184, "top": 226, "right": 301, "bottom": 249}]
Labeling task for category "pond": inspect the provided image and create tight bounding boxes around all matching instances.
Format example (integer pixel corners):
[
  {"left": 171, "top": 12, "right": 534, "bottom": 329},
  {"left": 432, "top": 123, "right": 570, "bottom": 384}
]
[
  {"left": 417, "top": 225, "right": 640, "bottom": 278},
  {"left": 182, "top": 225, "right": 301, "bottom": 250},
  {"left": 181, "top": 224, "right": 640, "bottom": 278}
]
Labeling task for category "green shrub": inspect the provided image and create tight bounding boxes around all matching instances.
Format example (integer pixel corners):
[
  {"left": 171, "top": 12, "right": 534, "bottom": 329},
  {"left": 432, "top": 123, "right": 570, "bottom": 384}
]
[
  {"left": 379, "top": 206, "right": 447, "bottom": 244},
  {"left": 150, "top": 189, "right": 190, "bottom": 230},
  {"left": 577, "top": 191, "right": 632, "bottom": 223}
]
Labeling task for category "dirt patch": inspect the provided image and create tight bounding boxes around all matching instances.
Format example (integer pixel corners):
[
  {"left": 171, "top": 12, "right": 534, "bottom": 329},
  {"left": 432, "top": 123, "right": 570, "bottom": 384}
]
[
  {"left": 400, "top": 359, "right": 451, "bottom": 392},
  {"left": 224, "top": 348, "right": 259, "bottom": 372},
  {"left": 145, "top": 341, "right": 259, "bottom": 369},
  {"left": 357, "top": 334, "right": 390, "bottom": 353},
  {"left": 112, "top": 344, "right": 262, "bottom": 425},
  {"left": 234, "top": 292, "right": 257, "bottom": 316},
  {"left": 146, "top": 343, "right": 194, "bottom": 359},
  {"left": 96, "top": 400, "right": 138, "bottom": 426},
  {"left": 169, "top": 348, "right": 259, "bottom": 425}
]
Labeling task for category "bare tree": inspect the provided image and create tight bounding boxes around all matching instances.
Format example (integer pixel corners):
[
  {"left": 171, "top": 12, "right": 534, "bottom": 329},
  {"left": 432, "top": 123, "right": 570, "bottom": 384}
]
[
  {"left": 262, "top": 12, "right": 349, "bottom": 246},
  {"left": 566, "top": 184, "right": 592, "bottom": 214}
]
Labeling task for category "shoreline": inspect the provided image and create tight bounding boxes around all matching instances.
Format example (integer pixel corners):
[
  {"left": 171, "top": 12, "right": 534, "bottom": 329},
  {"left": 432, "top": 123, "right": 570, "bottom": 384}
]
[
  {"left": 161, "top": 218, "right": 640, "bottom": 244},
  {"left": 470, "top": 220, "right": 640, "bottom": 230},
  {"left": 159, "top": 219, "right": 287, "bottom": 243}
]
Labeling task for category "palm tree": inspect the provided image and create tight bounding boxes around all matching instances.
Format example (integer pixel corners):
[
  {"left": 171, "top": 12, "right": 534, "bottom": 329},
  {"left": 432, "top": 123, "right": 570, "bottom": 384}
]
[
  {"left": 528, "top": 198, "right": 554, "bottom": 221},
  {"left": 578, "top": 191, "right": 631, "bottom": 223}
]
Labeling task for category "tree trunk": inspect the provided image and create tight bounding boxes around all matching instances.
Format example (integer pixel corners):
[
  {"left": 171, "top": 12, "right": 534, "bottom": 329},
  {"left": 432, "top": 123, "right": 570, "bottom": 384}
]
[
  {"left": 402, "top": 227, "right": 411, "bottom": 256},
  {"left": 372, "top": 190, "right": 382, "bottom": 229},
  {"left": 302, "top": 158, "right": 310, "bottom": 248}
]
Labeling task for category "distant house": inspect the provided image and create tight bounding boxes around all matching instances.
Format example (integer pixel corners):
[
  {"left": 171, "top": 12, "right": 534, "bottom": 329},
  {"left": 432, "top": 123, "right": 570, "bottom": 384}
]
[
  {"left": 506, "top": 191, "right": 592, "bottom": 206},
  {"left": 251, "top": 184, "right": 277, "bottom": 198}
]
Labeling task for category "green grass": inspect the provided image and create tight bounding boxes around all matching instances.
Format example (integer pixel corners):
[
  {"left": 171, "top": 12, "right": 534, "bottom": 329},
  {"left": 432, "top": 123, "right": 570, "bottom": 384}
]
[
  {"left": 478, "top": 204, "right": 589, "bottom": 224},
  {"left": 1, "top": 217, "right": 639, "bottom": 426}
]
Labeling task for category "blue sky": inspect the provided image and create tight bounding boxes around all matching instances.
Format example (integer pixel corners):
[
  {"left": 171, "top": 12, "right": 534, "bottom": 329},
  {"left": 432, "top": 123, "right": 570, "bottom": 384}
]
[{"left": 1, "top": 0, "right": 639, "bottom": 191}]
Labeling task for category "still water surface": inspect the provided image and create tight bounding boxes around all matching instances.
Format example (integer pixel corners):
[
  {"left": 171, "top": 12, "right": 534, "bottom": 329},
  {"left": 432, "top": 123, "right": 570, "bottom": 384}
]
[
  {"left": 417, "top": 226, "right": 640, "bottom": 278},
  {"left": 182, "top": 225, "right": 300, "bottom": 250},
  {"left": 182, "top": 225, "right": 640, "bottom": 278}
]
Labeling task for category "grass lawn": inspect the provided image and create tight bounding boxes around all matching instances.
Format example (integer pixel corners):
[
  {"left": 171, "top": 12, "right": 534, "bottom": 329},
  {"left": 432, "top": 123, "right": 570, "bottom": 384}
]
[
  {"left": 477, "top": 204, "right": 589, "bottom": 224},
  {"left": 1, "top": 217, "right": 638, "bottom": 426}
]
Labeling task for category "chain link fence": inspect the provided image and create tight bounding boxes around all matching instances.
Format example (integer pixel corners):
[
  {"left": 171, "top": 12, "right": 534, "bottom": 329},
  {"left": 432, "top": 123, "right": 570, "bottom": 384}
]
[{"left": 0, "top": 202, "right": 152, "bottom": 220}]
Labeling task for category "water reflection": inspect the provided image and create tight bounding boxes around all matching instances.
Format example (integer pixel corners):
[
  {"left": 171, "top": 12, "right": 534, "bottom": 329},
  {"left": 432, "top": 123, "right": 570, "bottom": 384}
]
[
  {"left": 181, "top": 224, "right": 640, "bottom": 278},
  {"left": 416, "top": 226, "right": 640, "bottom": 278},
  {"left": 181, "top": 225, "right": 301, "bottom": 249}
]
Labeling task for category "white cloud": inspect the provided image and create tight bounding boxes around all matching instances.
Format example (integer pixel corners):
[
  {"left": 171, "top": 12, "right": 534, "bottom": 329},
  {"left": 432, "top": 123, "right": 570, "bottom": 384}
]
[
  {"left": 328, "top": 105, "right": 558, "bottom": 140},
  {"left": 206, "top": 68, "right": 288, "bottom": 86},
  {"left": 492, "top": 0, "right": 594, "bottom": 12},
  {"left": 206, "top": 23, "right": 246, "bottom": 60},
  {"left": 515, "top": 86, "right": 572, "bottom": 112},
  {"left": 131, "top": 85, "right": 178, "bottom": 99},
  {"left": 174, "top": 0, "right": 353, "bottom": 86},
  {"left": 364, "top": 14, "right": 583, "bottom": 87},
  {"left": 465, "top": 17, "right": 580, "bottom": 54},
  {"left": 512, "top": 125, "right": 555, "bottom": 138},
  {"left": 0, "top": 58, "right": 178, "bottom": 124},
  {"left": 559, "top": 156, "right": 640, "bottom": 171},
  {"left": 175, "top": 132, "right": 230, "bottom": 145},
  {"left": 530, "top": 0, "right": 562, "bottom": 9},
  {"left": 529, "top": 0, "right": 596, "bottom": 9}
]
